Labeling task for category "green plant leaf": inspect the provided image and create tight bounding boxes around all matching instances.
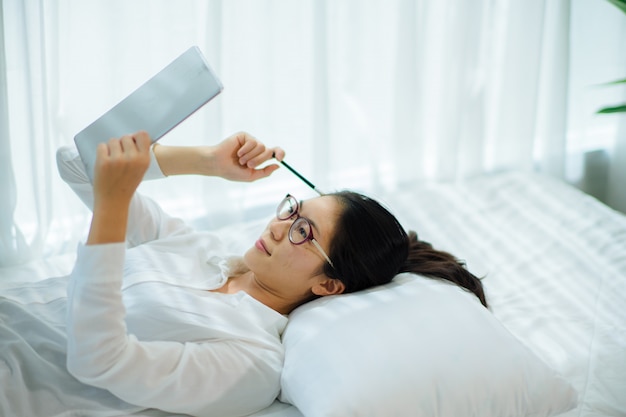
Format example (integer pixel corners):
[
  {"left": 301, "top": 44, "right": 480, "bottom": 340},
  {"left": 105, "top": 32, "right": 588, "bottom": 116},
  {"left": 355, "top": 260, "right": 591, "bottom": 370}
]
[
  {"left": 606, "top": 0, "right": 626, "bottom": 14},
  {"left": 597, "top": 104, "right": 626, "bottom": 114},
  {"left": 597, "top": 1, "right": 626, "bottom": 114},
  {"left": 595, "top": 77, "right": 626, "bottom": 87},
  {"left": 606, "top": 77, "right": 626, "bottom": 85}
]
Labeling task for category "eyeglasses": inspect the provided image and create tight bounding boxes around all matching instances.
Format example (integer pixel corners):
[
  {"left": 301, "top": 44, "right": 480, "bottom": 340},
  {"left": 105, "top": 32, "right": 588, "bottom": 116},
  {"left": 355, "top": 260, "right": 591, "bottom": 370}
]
[{"left": 276, "top": 194, "right": 334, "bottom": 267}]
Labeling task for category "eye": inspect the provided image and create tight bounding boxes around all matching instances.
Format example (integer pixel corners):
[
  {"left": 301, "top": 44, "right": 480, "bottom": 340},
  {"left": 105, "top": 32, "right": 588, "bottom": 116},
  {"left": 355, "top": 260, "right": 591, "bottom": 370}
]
[
  {"left": 291, "top": 217, "right": 311, "bottom": 243},
  {"left": 278, "top": 198, "right": 299, "bottom": 219},
  {"left": 297, "top": 225, "right": 308, "bottom": 239},
  {"left": 285, "top": 199, "right": 298, "bottom": 217}
]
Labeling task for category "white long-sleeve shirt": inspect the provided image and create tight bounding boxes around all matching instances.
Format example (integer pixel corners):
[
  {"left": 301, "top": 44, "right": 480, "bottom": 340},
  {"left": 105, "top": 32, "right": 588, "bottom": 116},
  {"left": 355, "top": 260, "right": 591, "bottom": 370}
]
[{"left": 57, "top": 146, "right": 288, "bottom": 417}]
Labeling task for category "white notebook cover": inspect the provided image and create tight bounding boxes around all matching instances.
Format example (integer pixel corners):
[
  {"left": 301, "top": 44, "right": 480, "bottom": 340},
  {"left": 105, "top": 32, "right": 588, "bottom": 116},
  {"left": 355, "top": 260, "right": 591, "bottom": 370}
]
[{"left": 74, "top": 46, "right": 223, "bottom": 182}]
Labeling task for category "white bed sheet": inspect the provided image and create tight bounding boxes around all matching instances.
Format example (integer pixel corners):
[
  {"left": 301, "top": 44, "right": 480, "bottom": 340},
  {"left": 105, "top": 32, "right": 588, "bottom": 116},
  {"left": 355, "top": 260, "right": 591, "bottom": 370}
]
[
  {"left": 384, "top": 171, "right": 626, "bottom": 417},
  {"left": 1, "top": 171, "right": 624, "bottom": 417}
]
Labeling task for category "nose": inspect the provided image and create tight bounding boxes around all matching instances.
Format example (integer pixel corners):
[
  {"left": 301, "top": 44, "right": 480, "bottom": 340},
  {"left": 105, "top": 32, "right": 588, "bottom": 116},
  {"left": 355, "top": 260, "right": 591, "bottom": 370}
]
[{"left": 269, "top": 217, "right": 291, "bottom": 241}]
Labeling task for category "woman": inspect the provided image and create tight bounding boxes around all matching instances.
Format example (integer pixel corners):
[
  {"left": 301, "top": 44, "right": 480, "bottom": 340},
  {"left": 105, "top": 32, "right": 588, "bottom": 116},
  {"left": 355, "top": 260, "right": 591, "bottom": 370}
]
[{"left": 53, "top": 130, "right": 486, "bottom": 417}]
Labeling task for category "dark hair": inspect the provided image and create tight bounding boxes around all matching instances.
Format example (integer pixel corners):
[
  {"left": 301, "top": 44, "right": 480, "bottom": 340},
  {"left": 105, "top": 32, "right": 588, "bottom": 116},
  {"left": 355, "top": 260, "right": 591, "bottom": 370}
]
[{"left": 325, "top": 191, "right": 488, "bottom": 308}]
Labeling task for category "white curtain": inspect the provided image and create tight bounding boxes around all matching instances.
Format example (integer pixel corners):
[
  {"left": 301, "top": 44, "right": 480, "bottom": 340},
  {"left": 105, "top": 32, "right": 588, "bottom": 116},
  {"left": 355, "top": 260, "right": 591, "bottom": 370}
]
[
  {"left": 1, "top": 0, "right": 625, "bottom": 266},
  {"left": 1, "top": 0, "right": 62, "bottom": 265}
]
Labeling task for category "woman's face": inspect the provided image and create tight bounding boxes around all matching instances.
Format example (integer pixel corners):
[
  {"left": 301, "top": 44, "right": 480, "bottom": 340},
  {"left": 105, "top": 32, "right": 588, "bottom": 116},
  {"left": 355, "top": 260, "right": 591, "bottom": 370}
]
[{"left": 243, "top": 194, "right": 343, "bottom": 301}]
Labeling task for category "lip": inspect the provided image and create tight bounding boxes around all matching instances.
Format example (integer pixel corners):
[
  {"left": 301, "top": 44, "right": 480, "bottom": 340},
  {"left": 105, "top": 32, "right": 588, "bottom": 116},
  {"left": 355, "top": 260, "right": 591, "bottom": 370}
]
[{"left": 255, "top": 238, "right": 271, "bottom": 255}]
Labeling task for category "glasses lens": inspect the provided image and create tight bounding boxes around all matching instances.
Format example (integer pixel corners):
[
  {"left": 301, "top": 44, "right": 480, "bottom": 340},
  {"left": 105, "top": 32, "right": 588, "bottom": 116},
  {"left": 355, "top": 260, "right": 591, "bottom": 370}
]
[
  {"left": 289, "top": 217, "right": 311, "bottom": 244},
  {"left": 277, "top": 196, "right": 297, "bottom": 220},
  {"left": 277, "top": 195, "right": 298, "bottom": 220}
]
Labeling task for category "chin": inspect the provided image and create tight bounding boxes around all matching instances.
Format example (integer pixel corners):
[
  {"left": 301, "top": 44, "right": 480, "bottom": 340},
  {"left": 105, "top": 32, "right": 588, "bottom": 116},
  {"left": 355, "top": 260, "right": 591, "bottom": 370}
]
[{"left": 242, "top": 246, "right": 261, "bottom": 269}]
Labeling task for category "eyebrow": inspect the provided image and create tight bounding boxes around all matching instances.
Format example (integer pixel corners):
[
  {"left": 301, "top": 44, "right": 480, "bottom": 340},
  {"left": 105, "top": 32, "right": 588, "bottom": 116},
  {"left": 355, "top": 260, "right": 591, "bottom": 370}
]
[{"left": 299, "top": 200, "right": 321, "bottom": 234}]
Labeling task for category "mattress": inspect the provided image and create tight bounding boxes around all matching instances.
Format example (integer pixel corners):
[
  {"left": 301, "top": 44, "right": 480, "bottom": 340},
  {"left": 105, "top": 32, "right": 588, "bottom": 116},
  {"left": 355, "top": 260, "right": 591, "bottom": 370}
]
[
  {"left": 385, "top": 172, "right": 626, "bottom": 417},
  {"left": 1, "top": 171, "right": 624, "bottom": 417}
]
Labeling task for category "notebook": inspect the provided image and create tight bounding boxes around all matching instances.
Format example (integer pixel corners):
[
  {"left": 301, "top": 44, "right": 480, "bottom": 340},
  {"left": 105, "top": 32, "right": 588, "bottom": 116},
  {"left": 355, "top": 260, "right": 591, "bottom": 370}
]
[{"left": 74, "top": 46, "right": 223, "bottom": 182}]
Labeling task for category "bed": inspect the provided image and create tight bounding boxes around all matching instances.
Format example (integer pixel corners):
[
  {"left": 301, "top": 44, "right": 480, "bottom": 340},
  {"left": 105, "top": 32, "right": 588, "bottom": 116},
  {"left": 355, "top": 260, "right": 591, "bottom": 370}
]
[{"left": 1, "top": 170, "right": 624, "bottom": 417}]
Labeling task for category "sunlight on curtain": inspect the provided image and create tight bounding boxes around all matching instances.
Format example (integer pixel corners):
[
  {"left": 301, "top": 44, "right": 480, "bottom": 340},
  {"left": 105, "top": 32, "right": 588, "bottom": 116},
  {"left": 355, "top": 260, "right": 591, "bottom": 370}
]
[
  {"left": 1, "top": 0, "right": 64, "bottom": 265},
  {"left": 1, "top": 0, "right": 624, "bottom": 266},
  {"left": 0, "top": 1, "right": 21, "bottom": 265}
]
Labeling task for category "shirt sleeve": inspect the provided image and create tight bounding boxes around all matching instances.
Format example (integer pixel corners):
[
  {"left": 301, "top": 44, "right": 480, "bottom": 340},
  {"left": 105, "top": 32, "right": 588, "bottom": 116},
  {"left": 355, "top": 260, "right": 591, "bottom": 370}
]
[
  {"left": 66, "top": 243, "right": 283, "bottom": 416},
  {"left": 56, "top": 146, "right": 192, "bottom": 247}
]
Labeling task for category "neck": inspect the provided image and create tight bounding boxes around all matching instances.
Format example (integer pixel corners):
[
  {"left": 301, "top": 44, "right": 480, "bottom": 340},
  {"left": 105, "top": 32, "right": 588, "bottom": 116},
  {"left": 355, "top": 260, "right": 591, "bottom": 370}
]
[{"left": 215, "top": 271, "right": 299, "bottom": 315}]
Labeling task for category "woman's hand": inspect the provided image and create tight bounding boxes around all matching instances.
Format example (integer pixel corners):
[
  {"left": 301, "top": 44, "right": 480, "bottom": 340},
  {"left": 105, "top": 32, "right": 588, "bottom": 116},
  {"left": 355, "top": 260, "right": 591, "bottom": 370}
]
[
  {"left": 211, "top": 132, "right": 285, "bottom": 182},
  {"left": 153, "top": 131, "right": 285, "bottom": 182},
  {"left": 87, "top": 131, "right": 152, "bottom": 244},
  {"left": 92, "top": 132, "right": 152, "bottom": 206}
]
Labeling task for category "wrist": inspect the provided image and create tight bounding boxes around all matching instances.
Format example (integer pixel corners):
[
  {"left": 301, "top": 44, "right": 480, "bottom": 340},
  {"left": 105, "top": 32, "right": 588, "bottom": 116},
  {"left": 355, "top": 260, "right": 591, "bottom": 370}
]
[
  {"left": 87, "top": 202, "right": 129, "bottom": 245},
  {"left": 153, "top": 144, "right": 217, "bottom": 176}
]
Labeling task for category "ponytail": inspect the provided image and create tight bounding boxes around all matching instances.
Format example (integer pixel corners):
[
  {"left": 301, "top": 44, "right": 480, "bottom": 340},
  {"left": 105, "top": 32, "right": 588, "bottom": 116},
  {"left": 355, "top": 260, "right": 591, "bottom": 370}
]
[
  {"left": 400, "top": 231, "right": 488, "bottom": 308},
  {"left": 327, "top": 191, "right": 488, "bottom": 309}
]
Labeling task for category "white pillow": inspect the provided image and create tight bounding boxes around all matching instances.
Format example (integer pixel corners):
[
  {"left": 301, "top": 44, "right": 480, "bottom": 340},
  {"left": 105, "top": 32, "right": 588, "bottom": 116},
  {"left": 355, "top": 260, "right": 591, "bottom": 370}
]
[{"left": 279, "top": 273, "right": 578, "bottom": 417}]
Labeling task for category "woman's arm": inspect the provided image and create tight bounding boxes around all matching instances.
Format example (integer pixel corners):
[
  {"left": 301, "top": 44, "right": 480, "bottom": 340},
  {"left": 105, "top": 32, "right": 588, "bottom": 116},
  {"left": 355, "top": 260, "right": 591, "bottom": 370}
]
[
  {"left": 66, "top": 131, "right": 286, "bottom": 415},
  {"left": 58, "top": 131, "right": 285, "bottom": 247},
  {"left": 153, "top": 131, "right": 285, "bottom": 180},
  {"left": 67, "top": 132, "right": 282, "bottom": 416},
  {"left": 67, "top": 234, "right": 284, "bottom": 416},
  {"left": 86, "top": 132, "right": 151, "bottom": 245},
  {"left": 56, "top": 138, "right": 191, "bottom": 247}
]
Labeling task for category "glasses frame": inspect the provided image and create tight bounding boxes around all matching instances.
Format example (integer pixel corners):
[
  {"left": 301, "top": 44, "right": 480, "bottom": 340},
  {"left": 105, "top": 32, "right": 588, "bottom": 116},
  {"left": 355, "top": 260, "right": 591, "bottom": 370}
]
[{"left": 276, "top": 194, "right": 334, "bottom": 267}]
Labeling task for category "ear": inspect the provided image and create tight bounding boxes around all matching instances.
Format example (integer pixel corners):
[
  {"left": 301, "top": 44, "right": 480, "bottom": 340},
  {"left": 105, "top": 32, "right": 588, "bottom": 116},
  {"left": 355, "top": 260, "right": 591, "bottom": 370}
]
[{"left": 312, "top": 277, "right": 345, "bottom": 296}]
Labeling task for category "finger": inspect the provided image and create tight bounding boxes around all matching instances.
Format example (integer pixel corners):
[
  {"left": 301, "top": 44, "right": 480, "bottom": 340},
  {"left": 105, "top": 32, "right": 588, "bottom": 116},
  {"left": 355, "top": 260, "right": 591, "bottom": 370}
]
[
  {"left": 237, "top": 140, "right": 266, "bottom": 165},
  {"left": 246, "top": 148, "right": 276, "bottom": 168},
  {"left": 93, "top": 143, "right": 111, "bottom": 184},
  {"left": 271, "top": 147, "right": 286, "bottom": 162},
  {"left": 108, "top": 137, "right": 123, "bottom": 158},
  {"left": 242, "top": 146, "right": 271, "bottom": 168},
  {"left": 235, "top": 133, "right": 271, "bottom": 165},
  {"left": 121, "top": 134, "right": 138, "bottom": 157},
  {"left": 133, "top": 131, "right": 152, "bottom": 152},
  {"left": 95, "top": 142, "right": 109, "bottom": 161},
  {"left": 234, "top": 132, "right": 257, "bottom": 156},
  {"left": 237, "top": 139, "right": 258, "bottom": 159},
  {"left": 249, "top": 163, "right": 280, "bottom": 181}
]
